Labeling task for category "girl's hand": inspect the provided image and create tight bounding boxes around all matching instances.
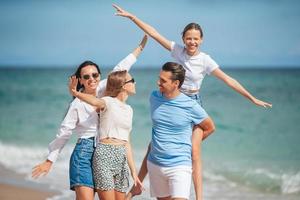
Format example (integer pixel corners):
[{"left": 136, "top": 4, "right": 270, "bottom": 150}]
[
  {"left": 113, "top": 4, "right": 134, "bottom": 19},
  {"left": 68, "top": 76, "right": 78, "bottom": 97},
  {"left": 252, "top": 98, "right": 272, "bottom": 108},
  {"left": 32, "top": 160, "right": 53, "bottom": 179}
]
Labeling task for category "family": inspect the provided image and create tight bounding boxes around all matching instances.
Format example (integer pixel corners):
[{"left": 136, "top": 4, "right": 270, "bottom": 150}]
[{"left": 32, "top": 4, "right": 272, "bottom": 200}]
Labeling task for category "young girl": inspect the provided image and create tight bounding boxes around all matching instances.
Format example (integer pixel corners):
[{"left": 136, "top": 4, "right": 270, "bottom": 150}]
[
  {"left": 69, "top": 70, "right": 142, "bottom": 200},
  {"left": 112, "top": 4, "right": 272, "bottom": 200},
  {"left": 32, "top": 35, "right": 147, "bottom": 200}
]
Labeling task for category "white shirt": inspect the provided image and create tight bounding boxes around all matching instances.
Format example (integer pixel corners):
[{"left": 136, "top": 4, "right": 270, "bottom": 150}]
[
  {"left": 171, "top": 41, "right": 219, "bottom": 94},
  {"left": 99, "top": 97, "right": 133, "bottom": 141},
  {"left": 47, "top": 53, "right": 137, "bottom": 163}
]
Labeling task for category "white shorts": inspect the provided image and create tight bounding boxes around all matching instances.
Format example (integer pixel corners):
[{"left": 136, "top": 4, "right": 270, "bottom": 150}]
[{"left": 147, "top": 160, "right": 192, "bottom": 199}]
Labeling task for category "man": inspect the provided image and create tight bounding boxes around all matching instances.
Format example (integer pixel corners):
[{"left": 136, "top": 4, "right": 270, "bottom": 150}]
[{"left": 129, "top": 62, "right": 215, "bottom": 200}]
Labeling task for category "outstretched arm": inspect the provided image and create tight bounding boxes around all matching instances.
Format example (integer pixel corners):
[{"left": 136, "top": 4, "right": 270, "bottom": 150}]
[
  {"left": 69, "top": 76, "right": 106, "bottom": 109},
  {"left": 212, "top": 68, "right": 272, "bottom": 108},
  {"left": 113, "top": 4, "right": 172, "bottom": 51},
  {"left": 32, "top": 160, "right": 53, "bottom": 179}
]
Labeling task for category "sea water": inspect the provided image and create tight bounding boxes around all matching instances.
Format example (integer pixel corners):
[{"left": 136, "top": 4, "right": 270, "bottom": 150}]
[{"left": 0, "top": 68, "right": 299, "bottom": 199}]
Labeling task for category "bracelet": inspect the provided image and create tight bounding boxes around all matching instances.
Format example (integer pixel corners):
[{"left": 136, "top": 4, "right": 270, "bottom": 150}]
[
  {"left": 130, "top": 15, "right": 136, "bottom": 22},
  {"left": 139, "top": 45, "right": 143, "bottom": 51}
]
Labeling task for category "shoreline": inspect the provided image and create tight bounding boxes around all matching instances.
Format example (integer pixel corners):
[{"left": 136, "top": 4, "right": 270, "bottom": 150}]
[{"left": 0, "top": 164, "right": 60, "bottom": 200}]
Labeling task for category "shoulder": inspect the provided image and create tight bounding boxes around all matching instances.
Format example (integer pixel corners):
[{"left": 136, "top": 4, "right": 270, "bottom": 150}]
[
  {"left": 171, "top": 41, "right": 184, "bottom": 52},
  {"left": 150, "top": 90, "right": 162, "bottom": 99},
  {"left": 70, "top": 98, "right": 81, "bottom": 108},
  {"left": 101, "top": 96, "right": 114, "bottom": 104},
  {"left": 199, "top": 52, "right": 216, "bottom": 62}
]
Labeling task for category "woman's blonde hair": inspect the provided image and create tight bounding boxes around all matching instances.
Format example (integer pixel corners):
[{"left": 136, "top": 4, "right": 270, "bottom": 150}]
[{"left": 104, "top": 70, "right": 127, "bottom": 97}]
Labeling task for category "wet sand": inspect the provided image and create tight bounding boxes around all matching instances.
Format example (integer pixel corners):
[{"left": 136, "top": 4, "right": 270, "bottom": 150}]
[{"left": 0, "top": 164, "right": 59, "bottom": 200}]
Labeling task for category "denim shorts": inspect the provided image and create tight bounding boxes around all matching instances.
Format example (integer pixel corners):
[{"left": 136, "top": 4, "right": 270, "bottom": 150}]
[
  {"left": 186, "top": 93, "right": 203, "bottom": 106},
  {"left": 69, "top": 137, "right": 95, "bottom": 190}
]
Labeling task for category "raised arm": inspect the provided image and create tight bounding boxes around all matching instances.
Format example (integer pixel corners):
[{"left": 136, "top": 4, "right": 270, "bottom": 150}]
[
  {"left": 69, "top": 76, "right": 106, "bottom": 110},
  {"left": 97, "top": 35, "right": 148, "bottom": 97},
  {"left": 132, "top": 34, "right": 148, "bottom": 58},
  {"left": 112, "top": 34, "right": 148, "bottom": 73},
  {"left": 211, "top": 68, "right": 272, "bottom": 108},
  {"left": 113, "top": 4, "right": 172, "bottom": 51}
]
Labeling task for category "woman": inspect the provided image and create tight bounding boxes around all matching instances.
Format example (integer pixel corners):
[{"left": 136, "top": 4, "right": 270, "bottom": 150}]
[
  {"left": 69, "top": 70, "right": 142, "bottom": 200},
  {"left": 112, "top": 4, "right": 272, "bottom": 200},
  {"left": 32, "top": 35, "right": 147, "bottom": 200}
]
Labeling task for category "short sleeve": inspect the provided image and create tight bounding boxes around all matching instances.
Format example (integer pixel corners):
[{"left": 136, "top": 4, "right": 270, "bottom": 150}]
[
  {"left": 170, "top": 41, "right": 184, "bottom": 61},
  {"left": 100, "top": 96, "right": 112, "bottom": 113},
  {"left": 190, "top": 101, "right": 208, "bottom": 125},
  {"left": 205, "top": 54, "right": 219, "bottom": 75}
]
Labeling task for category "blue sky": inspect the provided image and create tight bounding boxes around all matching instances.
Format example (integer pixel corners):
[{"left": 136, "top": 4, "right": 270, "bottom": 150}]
[{"left": 0, "top": 0, "right": 300, "bottom": 68}]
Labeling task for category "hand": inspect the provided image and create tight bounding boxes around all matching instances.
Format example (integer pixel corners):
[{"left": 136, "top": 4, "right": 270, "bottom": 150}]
[
  {"left": 252, "top": 98, "right": 272, "bottom": 108},
  {"left": 139, "top": 35, "right": 148, "bottom": 50},
  {"left": 125, "top": 184, "right": 143, "bottom": 200},
  {"left": 112, "top": 4, "right": 134, "bottom": 19},
  {"left": 32, "top": 160, "right": 53, "bottom": 179},
  {"left": 69, "top": 76, "right": 79, "bottom": 97},
  {"left": 132, "top": 174, "right": 144, "bottom": 193}
]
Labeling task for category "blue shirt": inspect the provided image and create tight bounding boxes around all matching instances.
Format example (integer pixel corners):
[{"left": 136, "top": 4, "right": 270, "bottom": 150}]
[{"left": 147, "top": 91, "right": 208, "bottom": 167}]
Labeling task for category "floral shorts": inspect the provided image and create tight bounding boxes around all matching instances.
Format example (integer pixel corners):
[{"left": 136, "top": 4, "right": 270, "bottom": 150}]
[{"left": 92, "top": 143, "right": 129, "bottom": 192}]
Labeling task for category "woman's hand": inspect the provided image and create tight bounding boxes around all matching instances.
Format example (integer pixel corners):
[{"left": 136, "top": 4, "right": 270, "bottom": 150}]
[
  {"left": 68, "top": 76, "right": 79, "bottom": 97},
  {"left": 139, "top": 34, "right": 148, "bottom": 50},
  {"left": 132, "top": 174, "right": 144, "bottom": 193},
  {"left": 32, "top": 160, "right": 53, "bottom": 179},
  {"left": 113, "top": 4, "right": 134, "bottom": 19}
]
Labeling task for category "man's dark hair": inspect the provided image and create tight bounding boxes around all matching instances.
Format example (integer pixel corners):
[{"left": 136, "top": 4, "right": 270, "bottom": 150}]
[{"left": 162, "top": 62, "right": 185, "bottom": 88}]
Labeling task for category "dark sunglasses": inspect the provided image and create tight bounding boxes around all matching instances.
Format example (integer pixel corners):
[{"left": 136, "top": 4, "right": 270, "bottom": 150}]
[
  {"left": 124, "top": 78, "right": 135, "bottom": 85},
  {"left": 81, "top": 73, "right": 100, "bottom": 80}
]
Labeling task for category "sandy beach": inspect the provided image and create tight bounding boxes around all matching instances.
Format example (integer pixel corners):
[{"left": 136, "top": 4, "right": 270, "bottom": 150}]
[{"left": 0, "top": 164, "right": 59, "bottom": 200}]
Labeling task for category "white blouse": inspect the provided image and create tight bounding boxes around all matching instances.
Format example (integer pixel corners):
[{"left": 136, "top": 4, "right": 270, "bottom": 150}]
[
  {"left": 47, "top": 53, "right": 136, "bottom": 163},
  {"left": 99, "top": 97, "right": 133, "bottom": 141},
  {"left": 171, "top": 41, "right": 219, "bottom": 94}
]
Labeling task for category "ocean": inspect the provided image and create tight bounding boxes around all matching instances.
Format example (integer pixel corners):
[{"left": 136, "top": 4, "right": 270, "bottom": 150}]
[{"left": 0, "top": 67, "right": 299, "bottom": 200}]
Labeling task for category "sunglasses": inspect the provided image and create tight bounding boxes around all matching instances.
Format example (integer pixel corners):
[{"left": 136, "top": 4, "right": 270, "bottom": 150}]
[
  {"left": 81, "top": 73, "right": 100, "bottom": 80},
  {"left": 124, "top": 78, "right": 135, "bottom": 85}
]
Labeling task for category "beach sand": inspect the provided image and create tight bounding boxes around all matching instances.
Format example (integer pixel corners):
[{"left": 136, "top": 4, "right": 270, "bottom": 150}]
[{"left": 0, "top": 164, "right": 59, "bottom": 200}]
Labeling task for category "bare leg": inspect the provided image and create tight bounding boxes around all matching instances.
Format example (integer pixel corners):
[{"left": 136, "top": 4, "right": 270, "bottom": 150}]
[
  {"left": 115, "top": 190, "right": 126, "bottom": 200},
  {"left": 97, "top": 189, "right": 115, "bottom": 200},
  {"left": 191, "top": 126, "right": 203, "bottom": 200},
  {"left": 74, "top": 186, "right": 95, "bottom": 200}
]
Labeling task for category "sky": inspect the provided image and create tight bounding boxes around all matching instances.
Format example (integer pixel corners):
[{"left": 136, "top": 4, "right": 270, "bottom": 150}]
[{"left": 0, "top": 0, "right": 300, "bottom": 68}]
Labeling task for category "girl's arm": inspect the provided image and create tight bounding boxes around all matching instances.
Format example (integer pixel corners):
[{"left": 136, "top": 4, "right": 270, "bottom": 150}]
[
  {"left": 212, "top": 68, "right": 272, "bottom": 108},
  {"left": 113, "top": 4, "right": 172, "bottom": 51},
  {"left": 69, "top": 76, "right": 106, "bottom": 110},
  {"left": 125, "top": 140, "right": 143, "bottom": 190}
]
